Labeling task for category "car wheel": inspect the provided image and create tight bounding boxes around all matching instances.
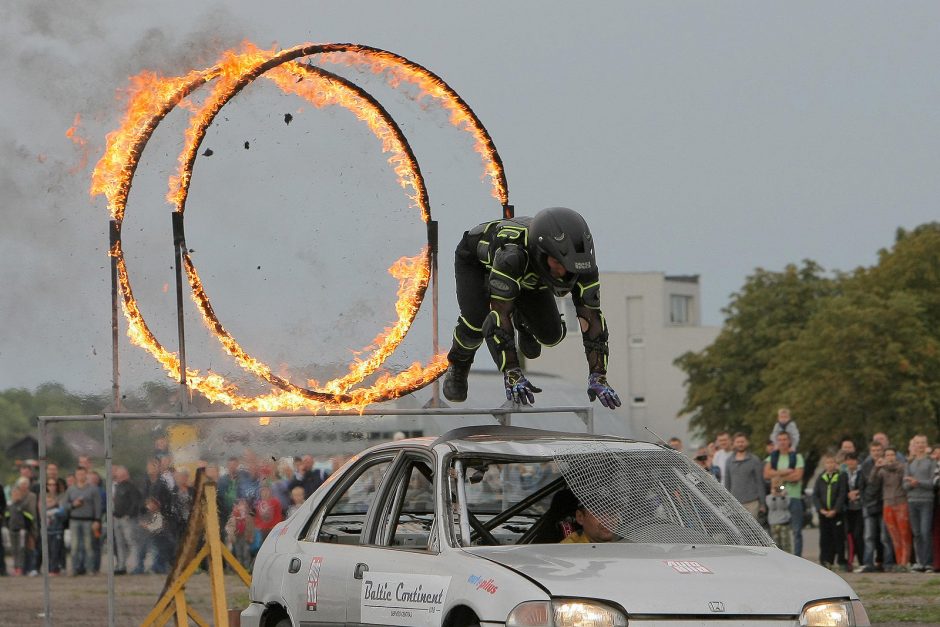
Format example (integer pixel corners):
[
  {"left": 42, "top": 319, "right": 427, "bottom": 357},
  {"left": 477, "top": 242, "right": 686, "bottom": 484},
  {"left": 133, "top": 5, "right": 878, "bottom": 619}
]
[{"left": 449, "top": 608, "right": 482, "bottom": 627}]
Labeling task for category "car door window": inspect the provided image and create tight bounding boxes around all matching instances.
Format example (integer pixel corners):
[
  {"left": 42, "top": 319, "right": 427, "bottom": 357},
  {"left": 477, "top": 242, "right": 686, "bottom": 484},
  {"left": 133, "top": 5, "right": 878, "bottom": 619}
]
[
  {"left": 376, "top": 458, "right": 436, "bottom": 550},
  {"left": 307, "top": 458, "right": 392, "bottom": 544}
]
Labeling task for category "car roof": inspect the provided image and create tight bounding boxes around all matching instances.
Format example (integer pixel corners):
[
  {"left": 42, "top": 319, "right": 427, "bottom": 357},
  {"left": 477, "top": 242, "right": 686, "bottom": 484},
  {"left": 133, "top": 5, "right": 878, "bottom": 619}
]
[
  {"left": 358, "top": 426, "right": 664, "bottom": 458},
  {"left": 431, "top": 425, "right": 637, "bottom": 447}
]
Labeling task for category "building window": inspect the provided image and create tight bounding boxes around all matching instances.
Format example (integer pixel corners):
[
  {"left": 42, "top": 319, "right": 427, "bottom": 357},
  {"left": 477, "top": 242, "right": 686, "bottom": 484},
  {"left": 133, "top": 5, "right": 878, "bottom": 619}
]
[{"left": 669, "top": 295, "right": 693, "bottom": 325}]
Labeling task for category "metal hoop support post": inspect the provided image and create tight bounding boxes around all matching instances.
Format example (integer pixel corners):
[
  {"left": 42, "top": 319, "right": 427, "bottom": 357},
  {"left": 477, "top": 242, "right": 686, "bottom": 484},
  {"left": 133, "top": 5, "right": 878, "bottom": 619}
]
[
  {"left": 110, "top": 220, "right": 122, "bottom": 412},
  {"left": 171, "top": 212, "right": 190, "bottom": 413},
  {"left": 104, "top": 413, "right": 116, "bottom": 627},
  {"left": 39, "top": 419, "right": 50, "bottom": 626},
  {"left": 429, "top": 220, "right": 441, "bottom": 407}
]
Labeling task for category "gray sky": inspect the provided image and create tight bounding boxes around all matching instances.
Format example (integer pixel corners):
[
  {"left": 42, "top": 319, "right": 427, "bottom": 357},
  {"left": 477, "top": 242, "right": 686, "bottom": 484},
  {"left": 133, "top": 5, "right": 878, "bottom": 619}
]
[{"left": 2, "top": 1, "right": 939, "bottom": 394}]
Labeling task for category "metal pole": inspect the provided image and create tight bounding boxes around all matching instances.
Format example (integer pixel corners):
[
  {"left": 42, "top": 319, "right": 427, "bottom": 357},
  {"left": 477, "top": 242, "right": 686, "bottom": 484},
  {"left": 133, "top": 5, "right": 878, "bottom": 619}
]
[
  {"left": 101, "top": 405, "right": 595, "bottom": 421},
  {"left": 110, "top": 220, "right": 121, "bottom": 412},
  {"left": 39, "top": 419, "right": 52, "bottom": 627},
  {"left": 428, "top": 220, "right": 441, "bottom": 407},
  {"left": 104, "top": 414, "right": 115, "bottom": 627},
  {"left": 172, "top": 212, "right": 190, "bottom": 414}
]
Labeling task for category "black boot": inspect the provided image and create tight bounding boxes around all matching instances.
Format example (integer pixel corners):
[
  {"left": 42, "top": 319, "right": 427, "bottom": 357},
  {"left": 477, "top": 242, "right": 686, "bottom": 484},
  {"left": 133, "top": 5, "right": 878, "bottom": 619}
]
[
  {"left": 442, "top": 360, "right": 472, "bottom": 402},
  {"left": 517, "top": 327, "right": 541, "bottom": 360}
]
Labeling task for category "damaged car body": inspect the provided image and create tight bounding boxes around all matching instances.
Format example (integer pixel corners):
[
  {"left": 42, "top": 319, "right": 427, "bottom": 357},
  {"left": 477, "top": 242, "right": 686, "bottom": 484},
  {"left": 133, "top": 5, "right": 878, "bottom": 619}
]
[{"left": 242, "top": 426, "right": 869, "bottom": 627}]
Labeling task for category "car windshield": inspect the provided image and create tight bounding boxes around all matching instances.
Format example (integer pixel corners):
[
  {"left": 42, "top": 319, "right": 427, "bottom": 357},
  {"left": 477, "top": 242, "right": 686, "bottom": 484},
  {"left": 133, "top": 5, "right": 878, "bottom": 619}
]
[{"left": 451, "top": 441, "right": 773, "bottom": 547}]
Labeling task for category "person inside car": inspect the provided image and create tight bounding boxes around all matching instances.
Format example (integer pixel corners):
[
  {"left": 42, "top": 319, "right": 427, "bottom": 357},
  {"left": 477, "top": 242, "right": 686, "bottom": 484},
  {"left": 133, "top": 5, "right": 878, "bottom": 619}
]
[{"left": 560, "top": 500, "right": 618, "bottom": 543}]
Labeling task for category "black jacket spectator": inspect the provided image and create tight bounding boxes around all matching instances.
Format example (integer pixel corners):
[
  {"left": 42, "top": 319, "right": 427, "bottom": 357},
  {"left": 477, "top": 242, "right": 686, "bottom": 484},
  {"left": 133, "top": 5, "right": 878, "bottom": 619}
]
[
  {"left": 813, "top": 470, "right": 848, "bottom": 514},
  {"left": 113, "top": 478, "right": 143, "bottom": 519},
  {"left": 859, "top": 457, "right": 882, "bottom": 516},
  {"left": 289, "top": 468, "right": 329, "bottom": 499}
]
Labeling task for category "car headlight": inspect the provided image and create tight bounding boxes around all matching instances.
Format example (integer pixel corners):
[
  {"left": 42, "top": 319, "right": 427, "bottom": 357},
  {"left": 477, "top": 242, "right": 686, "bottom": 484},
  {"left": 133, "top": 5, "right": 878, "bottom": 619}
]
[
  {"left": 507, "top": 599, "right": 628, "bottom": 627},
  {"left": 800, "top": 599, "right": 870, "bottom": 627}
]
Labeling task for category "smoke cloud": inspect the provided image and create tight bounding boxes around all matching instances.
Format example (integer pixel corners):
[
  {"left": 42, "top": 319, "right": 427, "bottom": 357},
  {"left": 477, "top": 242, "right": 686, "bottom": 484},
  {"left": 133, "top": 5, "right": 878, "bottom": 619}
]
[{"left": 0, "top": 3, "right": 249, "bottom": 391}]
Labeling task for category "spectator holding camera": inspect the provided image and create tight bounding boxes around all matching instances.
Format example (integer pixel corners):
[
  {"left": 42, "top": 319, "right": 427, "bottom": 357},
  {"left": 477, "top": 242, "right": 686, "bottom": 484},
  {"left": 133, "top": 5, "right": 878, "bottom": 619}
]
[{"left": 875, "top": 447, "right": 912, "bottom": 572}]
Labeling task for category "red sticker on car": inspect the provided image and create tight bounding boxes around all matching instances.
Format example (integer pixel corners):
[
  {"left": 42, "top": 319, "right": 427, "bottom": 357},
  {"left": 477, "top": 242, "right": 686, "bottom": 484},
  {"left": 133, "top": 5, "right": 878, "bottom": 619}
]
[
  {"left": 306, "top": 557, "right": 324, "bottom": 610},
  {"left": 664, "top": 560, "right": 713, "bottom": 574}
]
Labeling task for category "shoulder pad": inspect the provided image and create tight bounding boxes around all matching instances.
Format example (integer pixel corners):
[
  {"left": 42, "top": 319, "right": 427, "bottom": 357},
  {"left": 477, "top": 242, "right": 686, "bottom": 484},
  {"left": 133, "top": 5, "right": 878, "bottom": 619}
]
[
  {"left": 494, "top": 222, "right": 529, "bottom": 248},
  {"left": 492, "top": 243, "right": 526, "bottom": 277}
]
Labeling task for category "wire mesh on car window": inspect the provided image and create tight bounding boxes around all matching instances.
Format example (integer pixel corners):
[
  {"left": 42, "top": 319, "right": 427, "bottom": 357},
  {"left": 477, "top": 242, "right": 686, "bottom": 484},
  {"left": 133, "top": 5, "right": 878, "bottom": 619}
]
[{"left": 555, "top": 444, "right": 773, "bottom": 547}]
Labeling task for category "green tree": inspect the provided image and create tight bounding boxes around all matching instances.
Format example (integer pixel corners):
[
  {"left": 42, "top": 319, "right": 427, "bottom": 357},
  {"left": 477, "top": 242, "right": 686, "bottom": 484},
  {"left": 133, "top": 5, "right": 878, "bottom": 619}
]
[
  {"left": 755, "top": 290, "right": 940, "bottom": 453},
  {"left": 675, "top": 261, "right": 837, "bottom": 439},
  {"left": 863, "top": 223, "right": 940, "bottom": 336},
  {"left": 677, "top": 223, "right": 940, "bottom": 456}
]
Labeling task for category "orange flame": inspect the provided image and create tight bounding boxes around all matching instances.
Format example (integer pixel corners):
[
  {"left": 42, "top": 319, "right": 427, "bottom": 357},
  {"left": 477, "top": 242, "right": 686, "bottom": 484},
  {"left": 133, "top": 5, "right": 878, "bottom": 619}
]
[
  {"left": 91, "top": 69, "right": 207, "bottom": 220},
  {"left": 65, "top": 113, "right": 92, "bottom": 174},
  {"left": 93, "top": 42, "right": 466, "bottom": 412},
  {"left": 265, "top": 59, "right": 428, "bottom": 219},
  {"left": 167, "top": 44, "right": 278, "bottom": 210},
  {"left": 318, "top": 49, "right": 508, "bottom": 204},
  {"left": 169, "top": 43, "right": 434, "bottom": 396}
]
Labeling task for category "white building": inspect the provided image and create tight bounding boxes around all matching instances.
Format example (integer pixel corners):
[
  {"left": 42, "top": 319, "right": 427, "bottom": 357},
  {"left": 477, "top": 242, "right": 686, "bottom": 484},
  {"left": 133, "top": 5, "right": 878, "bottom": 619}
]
[{"left": 531, "top": 272, "right": 719, "bottom": 447}]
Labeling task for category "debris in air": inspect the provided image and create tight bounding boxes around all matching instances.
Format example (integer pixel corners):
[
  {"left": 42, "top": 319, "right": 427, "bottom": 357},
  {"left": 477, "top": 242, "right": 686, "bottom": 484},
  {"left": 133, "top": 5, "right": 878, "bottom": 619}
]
[
  {"left": 202, "top": 148, "right": 213, "bottom": 157},
  {"left": 244, "top": 141, "right": 250, "bottom": 150},
  {"left": 284, "top": 113, "right": 293, "bottom": 125}
]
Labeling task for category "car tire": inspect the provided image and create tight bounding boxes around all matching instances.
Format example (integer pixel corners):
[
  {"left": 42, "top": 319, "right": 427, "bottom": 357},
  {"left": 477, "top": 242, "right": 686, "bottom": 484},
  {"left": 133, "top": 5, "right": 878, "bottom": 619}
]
[{"left": 452, "top": 612, "right": 481, "bottom": 627}]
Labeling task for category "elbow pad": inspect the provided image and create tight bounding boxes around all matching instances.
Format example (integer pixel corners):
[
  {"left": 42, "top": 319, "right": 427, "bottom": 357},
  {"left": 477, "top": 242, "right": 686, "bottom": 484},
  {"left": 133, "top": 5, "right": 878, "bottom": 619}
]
[
  {"left": 482, "top": 309, "right": 517, "bottom": 371},
  {"left": 488, "top": 243, "right": 525, "bottom": 301},
  {"left": 575, "top": 280, "right": 601, "bottom": 309}
]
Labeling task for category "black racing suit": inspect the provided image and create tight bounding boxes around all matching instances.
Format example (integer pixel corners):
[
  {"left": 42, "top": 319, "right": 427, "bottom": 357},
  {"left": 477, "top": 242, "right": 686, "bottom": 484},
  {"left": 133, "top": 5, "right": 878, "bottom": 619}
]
[{"left": 447, "top": 217, "right": 609, "bottom": 375}]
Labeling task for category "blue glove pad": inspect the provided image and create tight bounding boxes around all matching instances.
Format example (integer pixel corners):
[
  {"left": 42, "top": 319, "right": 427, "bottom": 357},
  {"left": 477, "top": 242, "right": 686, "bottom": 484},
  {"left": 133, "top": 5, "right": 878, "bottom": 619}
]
[
  {"left": 504, "top": 368, "right": 542, "bottom": 405},
  {"left": 587, "top": 372, "right": 621, "bottom": 409}
]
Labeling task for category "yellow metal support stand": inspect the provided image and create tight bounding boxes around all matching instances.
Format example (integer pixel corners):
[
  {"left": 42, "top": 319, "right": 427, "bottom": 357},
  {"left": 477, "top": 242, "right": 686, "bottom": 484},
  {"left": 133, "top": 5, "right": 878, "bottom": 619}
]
[{"left": 141, "top": 470, "right": 251, "bottom": 627}]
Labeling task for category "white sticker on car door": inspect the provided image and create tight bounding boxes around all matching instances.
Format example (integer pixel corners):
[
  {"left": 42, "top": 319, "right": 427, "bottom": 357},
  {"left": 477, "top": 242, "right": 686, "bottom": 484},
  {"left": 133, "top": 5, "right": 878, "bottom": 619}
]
[{"left": 360, "top": 572, "right": 451, "bottom": 626}]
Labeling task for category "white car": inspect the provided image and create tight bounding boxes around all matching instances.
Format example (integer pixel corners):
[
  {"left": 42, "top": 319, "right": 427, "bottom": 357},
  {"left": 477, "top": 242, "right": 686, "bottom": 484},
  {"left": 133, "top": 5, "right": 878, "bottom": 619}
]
[{"left": 241, "top": 426, "right": 869, "bottom": 627}]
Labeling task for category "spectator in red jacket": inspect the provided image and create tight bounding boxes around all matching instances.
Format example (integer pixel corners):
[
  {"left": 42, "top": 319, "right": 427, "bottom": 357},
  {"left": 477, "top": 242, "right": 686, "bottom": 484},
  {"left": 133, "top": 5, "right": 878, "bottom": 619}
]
[{"left": 253, "top": 483, "right": 283, "bottom": 542}]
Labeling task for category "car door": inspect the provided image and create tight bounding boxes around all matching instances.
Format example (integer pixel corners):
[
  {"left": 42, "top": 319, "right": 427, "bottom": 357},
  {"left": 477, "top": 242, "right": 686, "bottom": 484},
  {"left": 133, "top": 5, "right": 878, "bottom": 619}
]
[
  {"left": 284, "top": 454, "right": 396, "bottom": 626},
  {"left": 344, "top": 453, "right": 454, "bottom": 627}
]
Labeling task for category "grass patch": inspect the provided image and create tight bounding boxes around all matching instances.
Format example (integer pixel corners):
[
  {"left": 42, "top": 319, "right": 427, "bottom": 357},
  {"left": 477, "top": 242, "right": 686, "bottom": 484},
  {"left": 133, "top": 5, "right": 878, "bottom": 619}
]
[{"left": 844, "top": 573, "right": 940, "bottom": 623}]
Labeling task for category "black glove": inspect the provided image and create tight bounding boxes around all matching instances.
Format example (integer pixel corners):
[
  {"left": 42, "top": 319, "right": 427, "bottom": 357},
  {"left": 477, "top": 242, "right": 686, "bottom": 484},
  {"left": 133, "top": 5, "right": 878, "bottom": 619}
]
[
  {"left": 587, "top": 372, "right": 621, "bottom": 409},
  {"left": 503, "top": 368, "right": 542, "bottom": 405}
]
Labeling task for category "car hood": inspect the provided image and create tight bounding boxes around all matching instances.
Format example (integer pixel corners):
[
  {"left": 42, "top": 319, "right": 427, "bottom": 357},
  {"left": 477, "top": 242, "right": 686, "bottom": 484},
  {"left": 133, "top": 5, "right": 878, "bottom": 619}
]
[{"left": 463, "top": 543, "right": 855, "bottom": 616}]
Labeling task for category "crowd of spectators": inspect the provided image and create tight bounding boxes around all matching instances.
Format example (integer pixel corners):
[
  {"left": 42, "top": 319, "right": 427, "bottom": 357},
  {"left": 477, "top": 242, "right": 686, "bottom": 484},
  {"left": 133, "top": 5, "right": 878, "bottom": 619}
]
[
  {"left": 4, "top": 419, "right": 938, "bottom": 576},
  {"left": 0, "top": 443, "right": 351, "bottom": 577},
  {"left": 694, "top": 408, "right": 940, "bottom": 573}
]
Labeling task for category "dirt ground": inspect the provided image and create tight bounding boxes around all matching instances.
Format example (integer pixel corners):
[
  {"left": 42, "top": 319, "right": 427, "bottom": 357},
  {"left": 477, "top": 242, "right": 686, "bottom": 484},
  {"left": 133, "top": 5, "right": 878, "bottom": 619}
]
[
  {"left": 2, "top": 570, "right": 938, "bottom": 627},
  {"left": 0, "top": 571, "right": 250, "bottom": 626}
]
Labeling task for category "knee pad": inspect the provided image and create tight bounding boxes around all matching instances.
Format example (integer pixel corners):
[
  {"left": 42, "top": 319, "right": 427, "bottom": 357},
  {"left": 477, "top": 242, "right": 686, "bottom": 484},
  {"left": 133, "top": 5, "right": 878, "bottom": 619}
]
[
  {"left": 514, "top": 310, "right": 566, "bottom": 348},
  {"left": 540, "top": 316, "right": 567, "bottom": 348}
]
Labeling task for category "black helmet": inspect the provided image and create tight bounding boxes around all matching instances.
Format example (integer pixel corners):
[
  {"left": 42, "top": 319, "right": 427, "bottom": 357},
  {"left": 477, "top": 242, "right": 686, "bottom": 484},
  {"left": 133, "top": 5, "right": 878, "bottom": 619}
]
[{"left": 528, "top": 207, "right": 597, "bottom": 296}]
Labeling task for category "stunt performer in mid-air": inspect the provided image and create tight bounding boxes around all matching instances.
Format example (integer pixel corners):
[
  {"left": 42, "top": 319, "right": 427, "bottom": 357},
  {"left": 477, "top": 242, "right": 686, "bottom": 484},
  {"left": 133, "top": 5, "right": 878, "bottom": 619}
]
[{"left": 442, "top": 206, "right": 621, "bottom": 408}]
